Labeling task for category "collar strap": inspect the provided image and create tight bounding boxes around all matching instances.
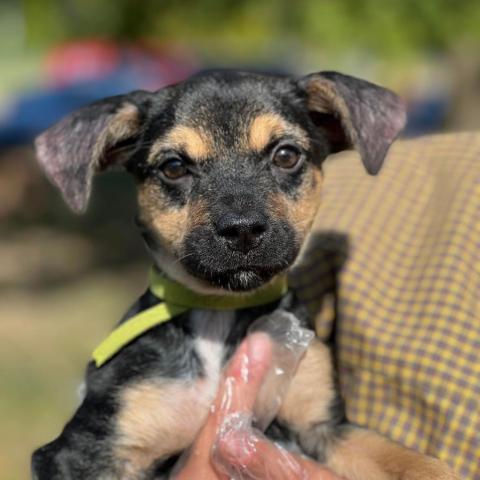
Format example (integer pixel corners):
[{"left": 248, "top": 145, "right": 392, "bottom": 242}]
[
  {"left": 149, "top": 268, "right": 288, "bottom": 310},
  {"left": 92, "top": 268, "right": 288, "bottom": 367}
]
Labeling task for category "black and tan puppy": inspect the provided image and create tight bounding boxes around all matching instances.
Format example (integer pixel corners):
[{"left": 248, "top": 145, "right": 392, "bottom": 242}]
[{"left": 31, "top": 70, "right": 458, "bottom": 479}]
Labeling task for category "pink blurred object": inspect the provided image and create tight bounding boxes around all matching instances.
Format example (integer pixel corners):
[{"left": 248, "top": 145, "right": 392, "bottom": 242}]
[
  {"left": 44, "top": 39, "right": 196, "bottom": 90},
  {"left": 45, "top": 40, "right": 120, "bottom": 87}
]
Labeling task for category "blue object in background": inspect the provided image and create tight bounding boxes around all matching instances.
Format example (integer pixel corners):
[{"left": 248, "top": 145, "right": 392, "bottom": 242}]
[
  {"left": 404, "top": 96, "right": 450, "bottom": 137},
  {"left": 0, "top": 71, "right": 142, "bottom": 146},
  {"left": 0, "top": 41, "right": 196, "bottom": 148}
]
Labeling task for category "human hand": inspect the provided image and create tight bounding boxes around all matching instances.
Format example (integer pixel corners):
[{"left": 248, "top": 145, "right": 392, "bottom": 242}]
[{"left": 174, "top": 332, "right": 343, "bottom": 479}]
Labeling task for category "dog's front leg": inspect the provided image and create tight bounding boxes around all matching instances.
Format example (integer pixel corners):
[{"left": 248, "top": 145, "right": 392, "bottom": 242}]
[
  {"left": 31, "top": 377, "right": 218, "bottom": 480},
  {"left": 277, "top": 340, "right": 460, "bottom": 480},
  {"left": 321, "top": 427, "right": 460, "bottom": 480}
]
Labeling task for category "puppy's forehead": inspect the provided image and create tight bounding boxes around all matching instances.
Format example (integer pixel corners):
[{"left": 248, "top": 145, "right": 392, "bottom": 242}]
[{"left": 148, "top": 73, "right": 309, "bottom": 161}]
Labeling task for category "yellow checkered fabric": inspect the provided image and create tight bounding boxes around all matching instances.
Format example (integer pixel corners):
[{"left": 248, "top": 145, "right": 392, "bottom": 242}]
[{"left": 290, "top": 132, "right": 480, "bottom": 479}]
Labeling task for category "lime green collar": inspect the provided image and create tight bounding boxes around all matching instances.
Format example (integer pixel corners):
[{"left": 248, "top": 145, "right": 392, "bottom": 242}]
[
  {"left": 92, "top": 268, "right": 288, "bottom": 367},
  {"left": 149, "top": 268, "right": 288, "bottom": 310}
]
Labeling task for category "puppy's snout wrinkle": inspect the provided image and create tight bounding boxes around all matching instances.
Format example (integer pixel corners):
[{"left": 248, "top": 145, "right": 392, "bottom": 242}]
[{"left": 215, "top": 211, "right": 268, "bottom": 253}]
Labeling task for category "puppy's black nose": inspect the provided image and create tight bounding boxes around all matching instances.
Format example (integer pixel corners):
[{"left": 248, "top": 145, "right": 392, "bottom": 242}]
[{"left": 215, "top": 212, "right": 267, "bottom": 253}]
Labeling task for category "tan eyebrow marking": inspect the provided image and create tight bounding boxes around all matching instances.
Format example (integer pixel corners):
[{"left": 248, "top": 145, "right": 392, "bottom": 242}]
[
  {"left": 149, "top": 125, "right": 211, "bottom": 162},
  {"left": 248, "top": 113, "right": 310, "bottom": 152}
]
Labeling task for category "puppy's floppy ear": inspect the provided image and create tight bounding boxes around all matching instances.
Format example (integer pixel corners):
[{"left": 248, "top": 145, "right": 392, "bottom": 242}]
[
  {"left": 299, "top": 71, "right": 406, "bottom": 174},
  {"left": 35, "top": 91, "right": 152, "bottom": 213}
]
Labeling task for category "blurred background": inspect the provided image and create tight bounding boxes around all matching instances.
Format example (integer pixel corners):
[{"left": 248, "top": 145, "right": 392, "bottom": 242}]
[{"left": 1, "top": 1, "right": 480, "bottom": 478}]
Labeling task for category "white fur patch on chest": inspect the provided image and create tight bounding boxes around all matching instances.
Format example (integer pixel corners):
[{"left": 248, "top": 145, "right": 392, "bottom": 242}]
[
  {"left": 191, "top": 309, "right": 235, "bottom": 388},
  {"left": 114, "top": 310, "right": 234, "bottom": 475}
]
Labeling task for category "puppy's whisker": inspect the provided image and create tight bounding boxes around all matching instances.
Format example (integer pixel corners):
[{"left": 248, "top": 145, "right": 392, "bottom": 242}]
[{"left": 171, "top": 252, "right": 195, "bottom": 266}]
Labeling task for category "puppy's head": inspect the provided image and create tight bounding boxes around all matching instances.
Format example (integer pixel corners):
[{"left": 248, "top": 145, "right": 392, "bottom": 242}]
[{"left": 35, "top": 70, "right": 405, "bottom": 293}]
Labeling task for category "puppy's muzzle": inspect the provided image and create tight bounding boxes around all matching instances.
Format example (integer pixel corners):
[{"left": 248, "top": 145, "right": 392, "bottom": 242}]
[{"left": 215, "top": 210, "right": 268, "bottom": 253}]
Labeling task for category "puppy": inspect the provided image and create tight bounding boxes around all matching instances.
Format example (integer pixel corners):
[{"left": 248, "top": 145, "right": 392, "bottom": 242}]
[{"left": 31, "top": 70, "right": 459, "bottom": 479}]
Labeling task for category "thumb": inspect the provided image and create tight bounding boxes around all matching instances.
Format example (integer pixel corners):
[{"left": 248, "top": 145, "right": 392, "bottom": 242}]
[
  {"left": 216, "top": 332, "right": 273, "bottom": 417},
  {"left": 213, "top": 417, "right": 306, "bottom": 479}
]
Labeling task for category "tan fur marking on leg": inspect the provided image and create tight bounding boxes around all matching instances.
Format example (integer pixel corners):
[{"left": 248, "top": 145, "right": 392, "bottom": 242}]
[
  {"left": 278, "top": 339, "right": 336, "bottom": 430},
  {"left": 327, "top": 428, "right": 459, "bottom": 480},
  {"left": 114, "top": 379, "right": 216, "bottom": 475}
]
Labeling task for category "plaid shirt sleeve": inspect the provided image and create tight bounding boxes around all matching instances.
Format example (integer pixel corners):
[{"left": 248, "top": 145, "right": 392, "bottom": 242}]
[{"left": 290, "top": 132, "right": 480, "bottom": 479}]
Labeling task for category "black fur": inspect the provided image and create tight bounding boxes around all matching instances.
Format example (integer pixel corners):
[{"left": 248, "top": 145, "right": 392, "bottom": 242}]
[{"left": 32, "top": 69, "right": 406, "bottom": 479}]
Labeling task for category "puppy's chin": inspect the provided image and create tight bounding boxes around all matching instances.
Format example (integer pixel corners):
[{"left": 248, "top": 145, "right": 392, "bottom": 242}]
[
  {"left": 186, "top": 268, "right": 280, "bottom": 293},
  {"left": 149, "top": 247, "right": 288, "bottom": 295},
  {"left": 179, "top": 254, "right": 296, "bottom": 293},
  {"left": 143, "top": 228, "right": 298, "bottom": 294},
  {"left": 213, "top": 270, "right": 269, "bottom": 292}
]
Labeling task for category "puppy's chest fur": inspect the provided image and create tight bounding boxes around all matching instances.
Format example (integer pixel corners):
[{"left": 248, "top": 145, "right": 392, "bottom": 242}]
[{"left": 114, "top": 309, "right": 238, "bottom": 475}]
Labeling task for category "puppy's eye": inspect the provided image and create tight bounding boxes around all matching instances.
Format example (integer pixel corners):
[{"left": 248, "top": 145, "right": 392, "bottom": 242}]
[
  {"left": 272, "top": 145, "right": 302, "bottom": 170},
  {"left": 160, "top": 158, "right": 188, "bottom": 180}
]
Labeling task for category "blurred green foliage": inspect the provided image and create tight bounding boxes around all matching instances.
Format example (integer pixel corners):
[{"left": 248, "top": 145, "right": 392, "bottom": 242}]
[{"left": 7, "top": 0, "right": 480, "bottom": 58}]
